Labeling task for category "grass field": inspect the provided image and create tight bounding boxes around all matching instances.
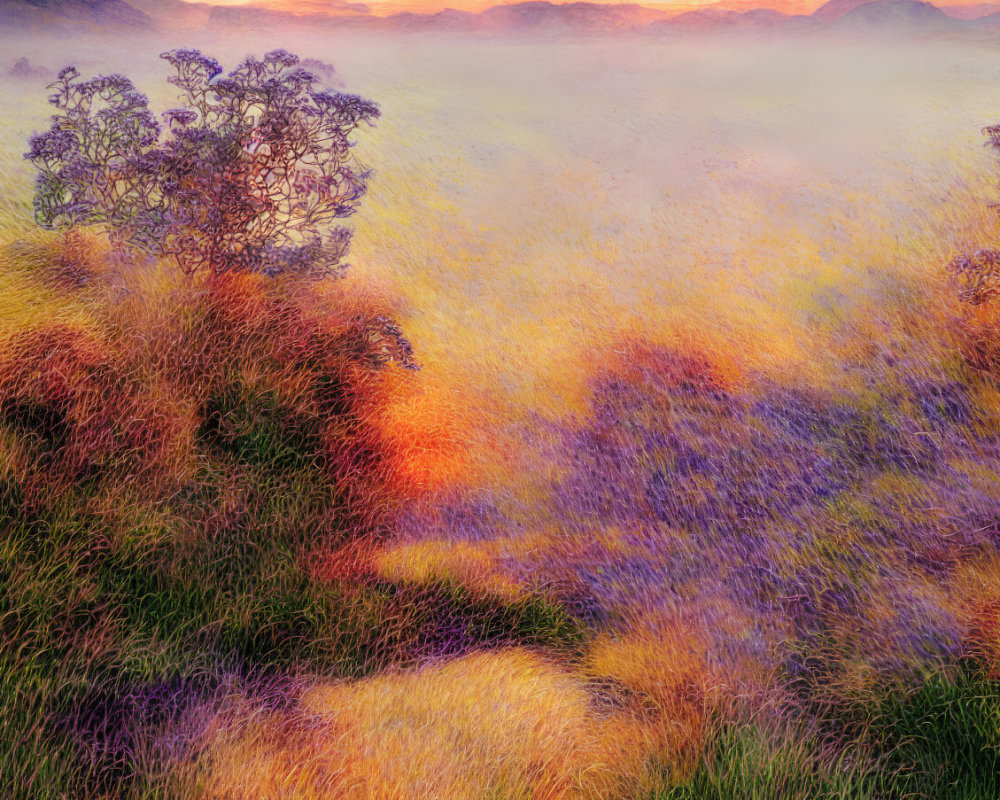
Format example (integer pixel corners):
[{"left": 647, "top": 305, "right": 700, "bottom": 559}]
[{"left": 3, "top": 28, "right": 1000, "bottom": 799}]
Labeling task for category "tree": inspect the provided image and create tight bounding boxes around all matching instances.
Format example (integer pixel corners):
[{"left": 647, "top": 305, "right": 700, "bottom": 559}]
[{"left": 25, "top": 48, "right": 380, "bottom": 278}]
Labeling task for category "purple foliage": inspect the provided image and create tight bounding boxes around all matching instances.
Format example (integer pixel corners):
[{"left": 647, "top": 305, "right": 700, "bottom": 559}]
[
  {"left": 24, "top": 48, "right": 380, "bottom": 278},
  {"left": 519, "top": 342, "right": 1000, "bottom": 681}
]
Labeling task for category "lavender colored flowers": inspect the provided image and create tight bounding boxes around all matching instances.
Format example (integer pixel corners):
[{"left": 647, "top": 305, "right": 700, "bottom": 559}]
[{"left": 25, "top": 48, "right": 380, "bottom": 279}]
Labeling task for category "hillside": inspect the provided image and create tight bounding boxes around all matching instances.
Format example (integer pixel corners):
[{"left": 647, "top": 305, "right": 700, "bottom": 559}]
[
  {"left": 0, "top": 0, "right": 151, "bottom": 29},
  {"left": 831, "top": 0, "right": 961, "bottom": 29},
  {"left": 205, "top": 1, "right": 671, "bottom": 34},
  {"left": 652, "top": 6, "right": 816, "bottom": 30}
]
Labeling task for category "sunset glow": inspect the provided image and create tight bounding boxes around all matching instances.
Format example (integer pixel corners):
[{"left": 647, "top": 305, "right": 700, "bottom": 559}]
[
  {"left": 178, "top": 0, "right": 829, "bottom": 18},
  {"left": 178, "top": 0, "right": 1000, "bottom": 21}
]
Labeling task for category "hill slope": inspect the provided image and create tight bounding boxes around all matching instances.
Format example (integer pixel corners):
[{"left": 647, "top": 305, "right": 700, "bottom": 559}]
[
  {"left": 830, "top": 0, "right": 961, "bottom": 29},
  {"left": 0, "top": 0, "right": 151, "bottom": 28}
]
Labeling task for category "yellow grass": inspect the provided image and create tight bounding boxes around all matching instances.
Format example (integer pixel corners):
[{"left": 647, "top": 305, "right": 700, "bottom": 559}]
[
  {"left": 186, "top": 649, "right": 670, "bottom": 799},
  {"left": 6, "top": 29, "right": 1000, "bottom": 796}
]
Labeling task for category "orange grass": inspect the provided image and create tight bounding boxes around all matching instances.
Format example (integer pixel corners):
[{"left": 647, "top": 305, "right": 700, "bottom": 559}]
[{"left": 182, "top": 648, "right": 698, "bottom": 799}]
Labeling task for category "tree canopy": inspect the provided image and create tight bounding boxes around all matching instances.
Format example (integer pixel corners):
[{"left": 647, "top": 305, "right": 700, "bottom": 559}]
[{"left": 25, "top": 48, "right": 380, "bottom": 278}]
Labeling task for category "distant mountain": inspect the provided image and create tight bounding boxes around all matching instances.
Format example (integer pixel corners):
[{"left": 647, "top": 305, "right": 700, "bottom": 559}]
[
  {"left": 0, "top": 0, "right": 152, "bottom": 29},
  {"left": 207, "top": 1, "right": 670, "bottom": 34},
  {"left": 683, "top": 0, "right": 814, "bottom": 13},
  {"left": 660, "top": 7, "right": 758, "bottom": 26},
  {"left": 475, "top": 1, "right": 667, "bottom": 32},
  {"left": 380, "top": 8, "right": 478, "bottom": 31},
  {"left": 205, "top": 6, "right": 332, "bottom": 30},
  {"left": 653, "top": 6, "right": 816, "bottom": 29},
  {"left": 812, "top": 0, "right": 874, "bottom": 19},
  {"left": 202, "top": 0, "right": 978, "bottom": 37},
  {"left": 969, "top": 8, "right": 1000, "bottom": 23},
  {"left": 126, "top": 0, "right": 212, "bottom": 29},
  {"left": 829, "top": 0, "right": 961, "bottom": 29},
  {"left": 939, "top": 2, "right": 1000, "bottom": 18}
]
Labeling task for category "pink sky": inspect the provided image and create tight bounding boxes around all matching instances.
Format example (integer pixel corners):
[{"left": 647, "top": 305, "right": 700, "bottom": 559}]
[
  {"left": 182, "top": 0, "right": 820, "bottom": 17},
  {"left": 181, "top": 0, "right": 988, "bottom": 17}
]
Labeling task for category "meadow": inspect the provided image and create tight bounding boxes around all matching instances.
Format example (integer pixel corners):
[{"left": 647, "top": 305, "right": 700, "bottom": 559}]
[{"left": 3, "top": 27, "right": 1000, "bottom": 798}]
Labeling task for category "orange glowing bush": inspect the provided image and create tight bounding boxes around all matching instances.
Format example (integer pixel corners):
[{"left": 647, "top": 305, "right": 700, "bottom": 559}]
[
  {"left": 597, "top": 334, "right": 740, "bottom": 399},
  {"left": 0, "top": 321, "right": 192, "bottom": 508},
  {"left": 0, "top": 233, "right": 422, "bottom": 545}
]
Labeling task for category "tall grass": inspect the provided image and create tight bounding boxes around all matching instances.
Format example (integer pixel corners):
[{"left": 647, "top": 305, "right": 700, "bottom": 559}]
[
  {"left": 657, "top": 668, "right": 1000, "bottom": 800},
  {"left": 4, "top": 31, "right": 1000, "bottom": 800},
  {"left": 0, "top": 232, "right": 584, "bottom": 799}
]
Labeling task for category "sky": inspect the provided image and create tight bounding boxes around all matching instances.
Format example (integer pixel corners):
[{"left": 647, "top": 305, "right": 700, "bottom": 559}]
[
  {"left": 179, "top": 0, "right": 994, "bottom": 19},
  {"left": 181, "top": 0, "right": 822, "bottom": 16}
]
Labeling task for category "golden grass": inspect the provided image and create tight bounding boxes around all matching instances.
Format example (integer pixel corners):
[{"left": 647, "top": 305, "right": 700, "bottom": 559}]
[
  {"left": 185, "top": 648, "right": 675, "bottom": 799},
  {"left": 6, "top": 32, "right": 1000, "bottom": 797}
]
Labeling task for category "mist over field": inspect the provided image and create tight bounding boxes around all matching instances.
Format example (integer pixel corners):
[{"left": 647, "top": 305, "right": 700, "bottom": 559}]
[
  {"left": 7, "top": 33, "right": 1000, "bottom": 402},
  {"left": 4, "top": 21, "right": 1000, "bottom": 800}
]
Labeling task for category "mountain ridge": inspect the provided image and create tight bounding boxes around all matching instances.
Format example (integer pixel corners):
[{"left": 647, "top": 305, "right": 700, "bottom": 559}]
[
  {"left": 0, "top": 0, "right": 152, "bottom": 29},
  {"left": 3, "top": 0, "right": 997, "bottom": 38}
]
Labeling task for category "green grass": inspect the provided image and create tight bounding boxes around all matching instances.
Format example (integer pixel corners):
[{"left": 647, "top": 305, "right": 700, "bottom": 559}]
[
  {"left": 0, "top": 480, "right": 584, "bottom": 799},
  {"left": 654, "top": 669, "right": 1000, "bottom": 800},
  {"left": 846, "top": 669, "right": 1000, "bottom": 800}
]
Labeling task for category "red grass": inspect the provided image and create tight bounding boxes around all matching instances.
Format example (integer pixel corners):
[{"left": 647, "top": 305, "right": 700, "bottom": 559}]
[{"left": 0, "top": 234, "right": 435, "bottom": 548}]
